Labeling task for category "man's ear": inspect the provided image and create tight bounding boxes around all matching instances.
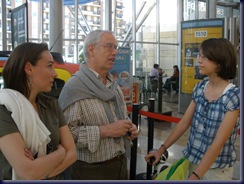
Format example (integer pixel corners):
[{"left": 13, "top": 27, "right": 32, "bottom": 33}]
[
  {"left": 24, "top": 62, "right": 33, "bottom": 75},
  {"left": 88, "top": 45, "right": 95, "bottom": 57}
]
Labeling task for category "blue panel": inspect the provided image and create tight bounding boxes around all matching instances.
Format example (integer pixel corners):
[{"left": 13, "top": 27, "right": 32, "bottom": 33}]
[
  {"left": 29, "top": 0, "right": 95, "bottom": 5},
  {"left": 181, "top": 18, "right": 224, "bottom": 29},
  {"left": 63, "top": 0, "right": 95, "bottom": 5}
]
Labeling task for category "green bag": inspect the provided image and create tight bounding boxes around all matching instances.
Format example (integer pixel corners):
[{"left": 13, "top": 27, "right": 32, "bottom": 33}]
[{"left": 155, "top": 157, "right": 190, "bottom": 180}]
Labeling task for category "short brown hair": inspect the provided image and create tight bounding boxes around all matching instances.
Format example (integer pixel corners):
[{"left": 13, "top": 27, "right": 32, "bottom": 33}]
[{"left": 200, "top": 38, "right": 237, "bottom": 80}]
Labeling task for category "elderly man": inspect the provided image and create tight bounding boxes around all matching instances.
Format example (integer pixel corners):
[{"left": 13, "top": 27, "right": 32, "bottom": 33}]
[{"left": 58, "top": 30, "right": 139, "bottom": 180}]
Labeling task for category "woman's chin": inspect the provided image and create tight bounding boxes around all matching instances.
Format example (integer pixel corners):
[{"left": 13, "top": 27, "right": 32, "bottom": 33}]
[{"left": 43, "top": 88, "right": 52, "bottom": 93}]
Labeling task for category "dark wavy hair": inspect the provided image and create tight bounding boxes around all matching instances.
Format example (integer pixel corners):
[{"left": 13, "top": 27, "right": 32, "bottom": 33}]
[{"left": 3, "top": 42, "right": 49, "bottom": 98}]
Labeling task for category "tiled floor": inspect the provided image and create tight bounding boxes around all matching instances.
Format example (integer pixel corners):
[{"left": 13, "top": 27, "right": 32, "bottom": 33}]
[{"left": 129, "top": 90, "right": 241, "bottom": 180}]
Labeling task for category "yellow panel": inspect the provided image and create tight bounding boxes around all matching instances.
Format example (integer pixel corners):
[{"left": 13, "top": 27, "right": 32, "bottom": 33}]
[
  {"left": 55, "top": 68, "right": 72, "bottom": 82},
  {"left": 181, "top": 25, "right": 223, "bottom": 94},
  {"left": 0, "top": 67, "right": 71, "bottom": 83}
]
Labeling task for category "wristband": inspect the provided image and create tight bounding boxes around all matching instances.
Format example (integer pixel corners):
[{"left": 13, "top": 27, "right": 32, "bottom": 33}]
[
  {"left": 192, "top": 171, "right": 201, "bottom": 179},
  {"left": 160, "top": 144, "right": 167, "bottom": 152}
]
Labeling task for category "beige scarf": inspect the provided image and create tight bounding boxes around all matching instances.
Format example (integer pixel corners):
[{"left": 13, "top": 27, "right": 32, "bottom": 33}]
[{"left": 0, "top": 89, "right": 51, "bottom": 180}]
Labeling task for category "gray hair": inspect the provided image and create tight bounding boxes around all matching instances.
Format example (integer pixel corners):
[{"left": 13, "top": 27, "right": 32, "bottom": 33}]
[{"left": 83, "top": 30, "right": 114, "bottom": 61}]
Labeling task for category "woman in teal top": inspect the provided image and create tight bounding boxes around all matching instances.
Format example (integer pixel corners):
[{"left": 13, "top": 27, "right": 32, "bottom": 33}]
[{"left": 0, "top": 42, "right": 77, "bottom": 180}]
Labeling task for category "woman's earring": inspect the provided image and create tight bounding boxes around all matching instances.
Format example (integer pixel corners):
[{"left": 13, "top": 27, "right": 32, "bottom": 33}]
[{"left": 28, "top": 76, "right": 33, "bottom": 87}]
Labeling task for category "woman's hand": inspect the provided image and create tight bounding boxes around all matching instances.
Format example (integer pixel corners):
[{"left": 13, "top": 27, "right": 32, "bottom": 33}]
[
  {"left": 56, "top": 144, "right": 66, "bottom": 162},
  {"left": 145, "top": 150, "right": 161, "bottom": 166},
  {"left": 24, "top": 148, "right": 34, "bottom": 160}
]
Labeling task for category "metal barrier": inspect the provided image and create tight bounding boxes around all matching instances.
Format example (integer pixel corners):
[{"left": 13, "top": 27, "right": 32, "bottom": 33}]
[
  {"left": 146, "top": 98, "right": 155, "bottom": 180},
  {"left": 130, "top": 103, "right": 139, "bottom": 180},
  {"left": 129, "top": 97, "right": 180, "bottom": 180},
  {"left": 131, "top": 99, "right": 156, "bottom": 180}
]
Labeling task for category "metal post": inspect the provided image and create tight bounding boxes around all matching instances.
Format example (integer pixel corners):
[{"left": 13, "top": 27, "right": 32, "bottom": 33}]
[
  {"left": 104, "top": 0, "right": 112, "bottom": 30},
  {"left": 130, "top": 103, "right": 139, "bottom": 180},
  {"left": 1, "top": 0, "right": 7, "bottom": 50},
  {"left": 158, "top": 75, "right": 163, "bottom": 113},
  {"left": 146, "top": 98, "right": 155, "bottom": 180},
  {"left": 49, "top": 0, "right": 63, "bottom": 53}
]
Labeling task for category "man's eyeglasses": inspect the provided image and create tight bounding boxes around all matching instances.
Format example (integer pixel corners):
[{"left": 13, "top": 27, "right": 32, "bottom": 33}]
[{"left": 97, "top": 43, "right": 118, "bottom": 51}]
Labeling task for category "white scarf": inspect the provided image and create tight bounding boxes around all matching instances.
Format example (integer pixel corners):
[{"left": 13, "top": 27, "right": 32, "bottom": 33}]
[{"left": 0, "top": 89, "right": 51, "bottom": 180}]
